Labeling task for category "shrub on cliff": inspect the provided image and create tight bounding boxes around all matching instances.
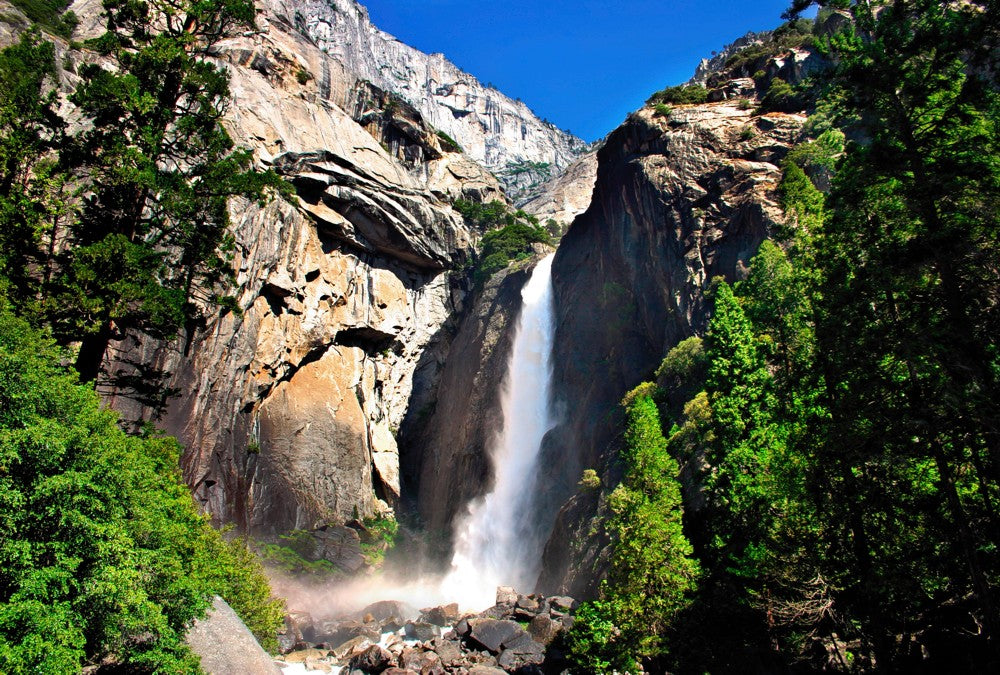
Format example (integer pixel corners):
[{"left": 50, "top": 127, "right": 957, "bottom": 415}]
[
  {"left": 648, "top": 84, "right": 708, "bottom": 106},
  {"left": 0, "top": 301, "right": 283, "bottom": 672},
  {"left": 566, "top": 394, "right": 699, "bottom": 671}
]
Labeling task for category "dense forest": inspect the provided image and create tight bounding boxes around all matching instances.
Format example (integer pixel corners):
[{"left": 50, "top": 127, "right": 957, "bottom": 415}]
[
  {"left": 0, "top": 0, "right": 286, "bottom": 671},
  {"left": 564, "top": 0, "right": 1000, "bottom": 672},
  {"left": 1, "top": 0, "right": 998, "bottom": 672}
]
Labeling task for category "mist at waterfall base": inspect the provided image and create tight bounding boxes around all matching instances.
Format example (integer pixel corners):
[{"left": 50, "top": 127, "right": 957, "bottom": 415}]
[{"left": 269, "top": 255, "right": 558, "bottom": 619}]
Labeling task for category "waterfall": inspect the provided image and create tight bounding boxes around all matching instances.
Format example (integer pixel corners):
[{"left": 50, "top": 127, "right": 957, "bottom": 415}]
[{"left": 440, "top": 254, "right": 557, "bottom": 610}]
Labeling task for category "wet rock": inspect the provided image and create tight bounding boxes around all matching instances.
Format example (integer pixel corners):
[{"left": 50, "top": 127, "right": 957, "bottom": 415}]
[
  {"left": 318, "top": 619, "right": 380, "bottom": 647},
  {"left": 528, "top": 614, "right": 562, "bottom": 646},
  {"left": 420, "top": 603, "right": 460, "bottom": 626},
  {"left": 283, "top": 648, "right": 329, "bottom": 663},
  {"left": 495, "top": 587, "right": 518, "bottom": 606},
  {"left": 467, "top": 619, "right": 528, "bottom": 655},
  {"left": 404, "top": 621, "right": 439, "bottom": 642},
  {"left": 348, "top": 644, "right": 393, "bottom": 673},
  {"left": 360, "top": 600, "right": 421, "bottom": 625},
  {"left": 331, "top": 636, "right": 376, "bottom": 661}
]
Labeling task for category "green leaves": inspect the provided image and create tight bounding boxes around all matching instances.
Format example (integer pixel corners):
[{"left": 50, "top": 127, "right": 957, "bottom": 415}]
[{"left": 0, "top": 301, "right": 283, "bottom": 671}]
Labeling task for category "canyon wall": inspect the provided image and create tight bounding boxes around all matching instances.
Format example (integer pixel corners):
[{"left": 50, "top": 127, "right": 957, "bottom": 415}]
[
  {"left": 266, "top": 0, "right": 590, "bottom": 196},
  {"left": 536, "top": 102, "right": 804, "bottom": 597},
  {"left": 58, "top": 0, "right": 502, "bottom": 536}
]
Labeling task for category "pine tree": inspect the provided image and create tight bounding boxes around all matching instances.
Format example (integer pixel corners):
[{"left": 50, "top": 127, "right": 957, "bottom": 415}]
[{"left": 48, "top": 0, "right": 282, "bottom": 382}]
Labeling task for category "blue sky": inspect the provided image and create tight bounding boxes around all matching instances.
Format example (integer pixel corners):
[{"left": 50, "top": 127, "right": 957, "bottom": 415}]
[{"left": 361, "top": 0, "right": 797, "bottom": 141}]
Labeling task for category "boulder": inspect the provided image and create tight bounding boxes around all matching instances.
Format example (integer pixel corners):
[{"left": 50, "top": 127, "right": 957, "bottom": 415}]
[
  {"left": 404, "top": 621, "right": 439, "bottom": 642},
  {"left": 361, "top": 600, "right": 420, "bottom": 625},
  {"left": 317, "top": 619, "right": 380, "bottom": 647},
  {"left": 466, "top": 619, "right": 528, "bottom": 655},
  {"left": 348, "top": 644, "right": 393, "bottom": 674},
  {"left": 528, "top": 614, "right": 562, "bottom": 646},
  {"left": 495, "top": 587, "right": 518, "bottom": 606},
  {"left": 420, "top": 603, "right": 460, "bottom": 626},
  {"left": 547, "top": 596, "right": 577, "bottom": 612},
  {"left": 184, "top": 596, "right": 281, "bottom": 675}
]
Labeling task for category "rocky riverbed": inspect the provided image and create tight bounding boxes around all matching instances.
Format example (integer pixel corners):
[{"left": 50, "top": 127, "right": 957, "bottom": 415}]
[{"left": 274, "top": 587, "right": 578, "bottom": 674}]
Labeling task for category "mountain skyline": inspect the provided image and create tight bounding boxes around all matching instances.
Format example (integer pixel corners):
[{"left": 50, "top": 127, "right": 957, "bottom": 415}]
[{"left": 362, "top": 0, "right": 802, "bottom": 141}]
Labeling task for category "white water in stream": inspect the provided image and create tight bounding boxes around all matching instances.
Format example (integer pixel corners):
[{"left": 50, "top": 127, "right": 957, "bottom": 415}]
[{"left": 440, "top": 254, "right": 558, "bottom": 610}]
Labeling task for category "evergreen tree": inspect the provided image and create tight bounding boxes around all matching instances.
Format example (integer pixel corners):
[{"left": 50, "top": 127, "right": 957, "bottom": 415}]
[
  {"left": 0, "top": 31, "right": 65, "bottom": 306},
  {"left": 48, "top": 0, "right": 282, "bottom": 382},
  {"left": 0, "top": 298, "right": 283, "bottom": 672}
]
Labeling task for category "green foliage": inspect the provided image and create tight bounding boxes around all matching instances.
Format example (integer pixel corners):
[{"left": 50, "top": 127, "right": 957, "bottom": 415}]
[
  {"left": 649, "top": 85, "right": 708, "bottom": 106},
  {"left": 294, "top": 68, "right": 312, "bottom": 85},
  {"left": 435, "top": 129, "right": 462, "bottom": 152},
  {"left": 723, "top": 20, "right": 815, "bottom": 75},
  {"left": 652, "top": 103, "right": 673, "bottom": 117},
  {"left": 46, "top": 0, "right": 285, "bottom": 382},
  {"left": 0, "top": 31, "right": 64, "bottom": 306},
  {"left": 0, "top": 302, "right": 282, "bottom": 672},
  {"left": 9, "top": 0, "right": 77, "bottom": 38},
  {"left": 473, "top": 217, "right": 551, "bottom": 286},
  {"left": 569, "top": 395, "right": 699, "bottom": 668},
  {"left": 360, "top": 515, "right": 399, "bottom": 567},
  {"left": 564, "top": 601, "right": 636, "bottom": 674},
  {"left": 578, "top": 469, "right": 601, "bottom": 490},
  {"left": 259, "top": 531, "right": 342, "bottom": 579},
  {"left": 757, "top": 77, "right": 802, "bottom": 113}
]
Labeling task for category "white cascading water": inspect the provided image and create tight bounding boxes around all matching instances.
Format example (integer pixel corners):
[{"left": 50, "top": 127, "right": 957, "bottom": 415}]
[{"left": 439, "top": 254, "right": 557, "bottom": 610}]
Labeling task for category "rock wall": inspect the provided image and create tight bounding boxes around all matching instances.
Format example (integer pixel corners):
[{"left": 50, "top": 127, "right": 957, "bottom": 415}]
[
  {"left": 518, "top": 150, "right": 600, "bottom": 231},
  {"left": 398, "top": 248, "right": 553, "bottom": 543},
  {"left": 266, "top": 0, "right": 590, "bottom": 196},
  {"left": 535, "top": 102, "right": 804, "bottom": 596},
  {"left": 76, "top": 0, "right": 503, "bottom": 536}
]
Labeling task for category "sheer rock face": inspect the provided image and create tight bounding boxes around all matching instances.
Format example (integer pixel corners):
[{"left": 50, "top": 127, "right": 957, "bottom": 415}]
[
  {"left": 87, "top": 0, "right": 500, "bottom": 536},
  {"left": 264, "top": 0, "right": 590, "bottom": 196},
  {"left": 536, "top": 102, "right": 804, "bottom": 596},
  {"left": 399, "top": 248, "right": 553, "bottom": 541},
  {"left": 518, "top": 150, "right": 600, "bottom": 230}
]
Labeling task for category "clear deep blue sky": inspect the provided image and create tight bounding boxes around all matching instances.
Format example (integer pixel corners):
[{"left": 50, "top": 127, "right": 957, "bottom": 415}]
[{"left": 361, "top": 0, "right": 795, "bottom": 142}]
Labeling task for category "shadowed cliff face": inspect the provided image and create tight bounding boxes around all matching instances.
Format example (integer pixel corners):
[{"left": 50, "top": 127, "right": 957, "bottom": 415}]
[
  {"left": 536, "top": 102, "right": 803, "bottom": 597},
  {"left": 399, "top": 248, "right": 553, "bottom": 547}
]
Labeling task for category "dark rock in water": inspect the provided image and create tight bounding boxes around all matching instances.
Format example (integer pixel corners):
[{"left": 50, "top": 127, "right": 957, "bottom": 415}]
[
  {"left": 547, "top": 596, "right": 577, "bottom": 612},
  {"left": 280, "top": 610, "right": 316, "bottom": 652},
  {"left": 184, "top": 596, "right": 281, "bottom": 674},
  {"left": 467, "top": 619, "right": 528, "bottom": 654},
  {"left": 349, "top": 644, "right": 393, "bottom": 673},
  {"left": 317, "top": 619, "right": 380, "bottom": 646},
  {"left": 361, "top": 600, "right": 420, "bottom": 625},
  {"left": 495, "top": 586, "right": 518, "bottom": 606},
  {"left": 528, "top": 614, "right": 562, "bottom": 646},
  {"left": 420, "top": 603, "right": 460, "bottom": 626},
  {"left": 331, "top": 635, "right": 376, "bottom": 661},
  {"left": 404, "top": 621, "right": 440, "bottom": 642}
]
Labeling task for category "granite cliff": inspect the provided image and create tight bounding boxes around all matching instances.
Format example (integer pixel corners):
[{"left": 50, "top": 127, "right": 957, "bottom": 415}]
[
  {"left": 270, "top": 0, "right": 590, "bottom": 197},
  {"left": 50, "top": 0, "right": 506, "bottom": 536}
]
